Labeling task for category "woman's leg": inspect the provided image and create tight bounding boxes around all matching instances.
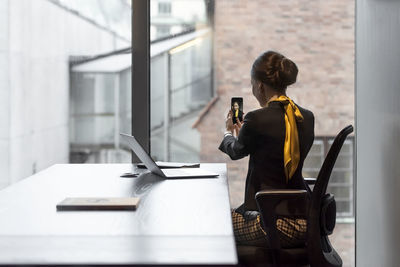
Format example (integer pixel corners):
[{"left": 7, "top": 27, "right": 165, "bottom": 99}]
[
  {"left": 231, "top": 209, "right": 307, "bottom": 248},
  {"left": 231, "top": 209, "right": 268, "bottom": 246}
]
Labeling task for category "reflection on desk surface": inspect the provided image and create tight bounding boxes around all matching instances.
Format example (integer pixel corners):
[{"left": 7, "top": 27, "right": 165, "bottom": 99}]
[
  {"left": 0, "top": 163, "right": 233, "bottom": 236},
  {"left": 0, "top": 163, "right": 237, "bottom": 265}
]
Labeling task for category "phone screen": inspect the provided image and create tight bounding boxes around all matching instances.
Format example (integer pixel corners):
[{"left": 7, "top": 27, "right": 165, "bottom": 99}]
[{"left": 231, "top": 97, "right": 243, "bottom": 124}]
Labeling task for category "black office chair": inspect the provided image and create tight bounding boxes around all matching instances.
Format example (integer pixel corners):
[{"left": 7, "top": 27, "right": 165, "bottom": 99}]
[{"left": 237, "top": 125, "right": 354, "bottom": 267}]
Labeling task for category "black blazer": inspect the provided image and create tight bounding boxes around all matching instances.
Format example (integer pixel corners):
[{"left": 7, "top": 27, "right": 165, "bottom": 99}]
[{"left": 219, "top": 101, "right": 315, "bottom": 213}]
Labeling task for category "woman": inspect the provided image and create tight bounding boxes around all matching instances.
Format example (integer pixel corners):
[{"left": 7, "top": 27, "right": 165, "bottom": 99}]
[
  {"left": 219, "top": 51, "right": 314, "bottom": 247},
  {"left": 232, "top": 101, "right": 244, "bottom": 124}
]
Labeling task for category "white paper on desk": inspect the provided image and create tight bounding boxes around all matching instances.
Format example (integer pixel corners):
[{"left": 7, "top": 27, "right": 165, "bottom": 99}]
[{"left": 137, "top": 161, "right": 200, "bottom": 169}]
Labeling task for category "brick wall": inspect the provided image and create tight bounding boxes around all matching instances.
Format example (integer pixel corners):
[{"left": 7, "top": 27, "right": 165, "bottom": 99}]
[{"left": 197, "top": 0, "right": 354, "bottom": 208}]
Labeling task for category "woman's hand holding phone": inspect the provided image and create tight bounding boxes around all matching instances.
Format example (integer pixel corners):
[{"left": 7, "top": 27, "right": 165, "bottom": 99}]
[
  {"left": 226, "top": 110, "right": 234, "bottom": 133},
  {"left": 226, "top": 110, "right": 244, "bottom": 137},
  {"left": 233, "top": 118, "right": 243, "bottom": 137}
]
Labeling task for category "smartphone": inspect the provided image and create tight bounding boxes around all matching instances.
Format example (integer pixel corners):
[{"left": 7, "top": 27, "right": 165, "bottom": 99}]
[{"left": 231, "top": 97, "right": 244, "bottom": 124}]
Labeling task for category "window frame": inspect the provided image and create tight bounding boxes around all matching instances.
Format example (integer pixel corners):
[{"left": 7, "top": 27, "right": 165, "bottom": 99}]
[{"left": 132, "top": 0, "right": 150, "bottom": 162}]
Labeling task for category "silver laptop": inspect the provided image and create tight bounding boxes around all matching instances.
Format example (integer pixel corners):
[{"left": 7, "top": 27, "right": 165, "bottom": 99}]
[{"left": 120, "top": 133, "right": 219, "bottom": 179}]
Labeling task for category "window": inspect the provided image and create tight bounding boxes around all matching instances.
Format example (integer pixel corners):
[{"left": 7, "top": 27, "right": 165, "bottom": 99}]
[
  {"left": 156, "top": 25, "right": 171, "bottom": 39},
  {"left": 70, "top": 66, "right": 132, "bottom": 164},
  {"left": 148, "top": 1, "right": 354, "bottom": 265},
  {"left": 150, "top": 0, "right": 213, "bottom": 163},
  {"left": 0, "top": 1, "right": 355, "bottom": 265},
  {"left": 327, "top": 139, "right": 354, "bottom": 217},
  {"left": 0, "top": 0, "right": 131, "bottom": 189},
  {"left": 158, "top": 2, "right": 171, "bottom": 15},
  {"left": 302, "top": 140, "right": 325, "bottom": 179},
  {"left": 303, "top": 138, "right": 355, "bottom": 218}
]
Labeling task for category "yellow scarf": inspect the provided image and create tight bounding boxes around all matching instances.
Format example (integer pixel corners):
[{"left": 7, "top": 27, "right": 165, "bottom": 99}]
[
  {"left": 235, "top": 109, "right": 239, "bottom": 118},
  {"left": 268, "top": 95, "right": 304, "bottom": 182}
]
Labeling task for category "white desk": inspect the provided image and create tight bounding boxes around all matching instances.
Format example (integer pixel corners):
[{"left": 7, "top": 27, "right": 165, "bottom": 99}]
[{"left": 0, "top": 163, "right": 237, "bottom": 266}]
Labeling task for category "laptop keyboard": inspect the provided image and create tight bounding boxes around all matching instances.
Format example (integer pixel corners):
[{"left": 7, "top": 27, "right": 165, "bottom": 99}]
[{"left": 162, "top": 169, "right": 187, "bottom": 176}]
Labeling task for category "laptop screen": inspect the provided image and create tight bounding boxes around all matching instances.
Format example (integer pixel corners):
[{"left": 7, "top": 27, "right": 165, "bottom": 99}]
[{"left": 120, "top": 133, "right": 165, "bottom": 177}]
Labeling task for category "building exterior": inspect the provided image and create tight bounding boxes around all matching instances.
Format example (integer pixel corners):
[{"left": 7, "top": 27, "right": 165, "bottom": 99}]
[
  {"left": 69, "top": 28, "right": 213, "bottom": 165},
  {"left": 150, "top": 0, "right": 208, "bottom": 40},
  {"left": 195, "top": 0, "right": 355, "bottom": 215},
  {"left": 0, "top": 0, "right": 130, "bottom": 189}
]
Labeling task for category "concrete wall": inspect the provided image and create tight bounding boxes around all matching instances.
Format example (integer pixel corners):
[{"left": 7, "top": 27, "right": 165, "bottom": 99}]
[
  {"left": 356, "top": 0, "right": 400, "bottom": 266},
  {"left": 0, "top": 0, "right": 129, "bottom": 188},
  {"left": 0, "top": 0, "right": 10, "bottom": 189}
]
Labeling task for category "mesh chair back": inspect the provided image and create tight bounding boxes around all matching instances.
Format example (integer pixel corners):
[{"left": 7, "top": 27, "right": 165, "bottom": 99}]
[
  {"left": 312, "top": 125, "right": 354, "bottom": 202},
  {"left": 307, "top": 125, "right": 353, "bottom": 267}
]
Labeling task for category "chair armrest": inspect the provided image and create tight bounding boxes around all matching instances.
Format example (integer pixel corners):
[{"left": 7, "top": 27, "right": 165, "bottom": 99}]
[
  {"left": 255, "top": 190, "right": 309, "bottom": 249},
  {"left": 256, "top": 189, "right": 308, "bottom": 196},
  {"left": 304, "top": 177, "right": 317, "bottom": 185}
]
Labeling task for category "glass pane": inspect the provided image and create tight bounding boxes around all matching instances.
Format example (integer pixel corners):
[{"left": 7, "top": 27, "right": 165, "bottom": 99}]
[
  {"left": 50, "top": 0, "right": 132, "bottom": 39},
  {"left": 0, "top": 0, "right": 132, "bottom": 189},
  {"left": 308, "top": 141, "right": 324, "bottom": 155},
  {"left": 329, "top": 140, "right": 353, "bottom": 154},
  {"left": 150, "top": 0, "right": 208, "bottom": 40},
  {"left": 150, "top": 0, "right": 213, "bottom": 163},
  {"left": 149, "top": 1, "right": 355, "bottom": 266},
  {"left": 330, "top": 186, "right": 351, "bottom": 199},
  {"left": 336, "top": 201, "right": 351, "bottom": 216},
  {"left": 151, "top": 54, "right": 167, "bottom": 129},
  {"left": 302, "top": 170, "right": 319, "bottom": 179},
  {"left": 119, "top": 68, "right": 132, "bottom": 136},
  {"left": 326, "top": 139, "right": 354, "bottom": 222},
  {"left": 333, "top": 155, "right": 352, "bottom": 169},
  {"left": 330, "top": 170, "right": 353, "bottom": 185},
  {"left": 303, "top": 155, "right": 324, "bottom": 169},
  {"left": 69, "top": 3, "right": 132, "bottom": 164}
]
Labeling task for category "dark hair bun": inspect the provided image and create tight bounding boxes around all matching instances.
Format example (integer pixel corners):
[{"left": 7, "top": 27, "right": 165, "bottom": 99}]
[
  {"left": 279, "top": 57, "right": 298, "bottom": 87},
  {"left": 251, "top": 51, "right": 298, "bottom": 91}
]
